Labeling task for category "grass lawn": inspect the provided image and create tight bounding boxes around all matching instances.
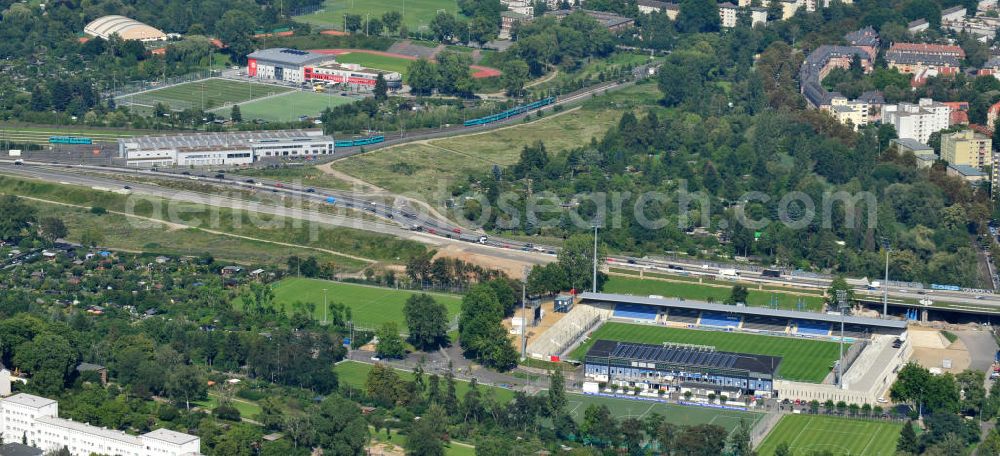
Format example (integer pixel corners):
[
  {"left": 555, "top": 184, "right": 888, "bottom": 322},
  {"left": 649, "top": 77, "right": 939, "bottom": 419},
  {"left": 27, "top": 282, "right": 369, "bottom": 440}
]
[
  {"left": 334, "top": 52, "right": 414, "bottom": 76},
  {"left": 609, "top": 268, "right": 825, "bottom": 296},
  {"left": 193, "top": 392, "right": 263, "bottom": 421},
  {"left": 294, "top": 0, "right": 460, "bottom": 31},
  {"left": 603, "top": 276, "right": 826, "bottom": 312},
  {"left": 268, "top": 278, "right": 462, "bottom": 327},
  {"left": 335, "top": 360, "right": 515, "bottom": 404},
  {"left": 0, "top": 175, "right": 425, "bottom": 266},
  {"left": 371, "top": 426, "right": 476, "bottom": 456},
  {"left": 229, "top": 166, "right": 354, "bottom": 191},
  {"left": 332, "top": 85, "right": 654, "bottom": 205},
  {"left": 215, "top": 90, "right": 355, "bottom": 122},
  {"left": 569, "top": 322, "right": 841, "bottom": 383},
  {"left": 756, "top": 414, "right": 902, "bottom": 456},
  {"left": 117, "top": 78, "right": 292, "bottom": 112},
  {"left": 565, "top": 393, "right": 762, "bottom": 431}
]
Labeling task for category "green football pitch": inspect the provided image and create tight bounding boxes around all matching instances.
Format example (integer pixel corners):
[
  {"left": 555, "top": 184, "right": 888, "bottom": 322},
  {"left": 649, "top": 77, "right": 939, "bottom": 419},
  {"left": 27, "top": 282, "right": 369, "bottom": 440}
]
[
  {"left": 566, "top": 393, "right": 762, "bottom": 430},
  {"left": 295, "top": 0, "right": 460, "bottom": 31},
  {"left": 116, "top": 78, "right": 292, "bottom": 112},
  {"left": 756, "top": 414, "right": 902, "bottom": 456},
  {"left": 603, "top": 276, "right": 825, "bottom": 311},
  {"left": 570, "top": 322, "right": 841, "bottom": 383},
  {"left": 217, "top": 91, "right": 356, "bottom": 122},
  {"left": 267, "top": 278, "right": 462, "bottom": 327}
]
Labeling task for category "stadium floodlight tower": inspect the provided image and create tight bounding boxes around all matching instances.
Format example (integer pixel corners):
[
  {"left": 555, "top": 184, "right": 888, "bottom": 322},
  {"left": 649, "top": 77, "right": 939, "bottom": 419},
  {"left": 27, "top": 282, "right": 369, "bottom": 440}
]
[
  {"left": 592, "top": 225, "right": 599, "bottom": 293},
  {"left": 836, "top": 289, "right": 848, "bottom": 388},
  {"left": 881, "top": 237, "right": 891, "bottom": 319}
]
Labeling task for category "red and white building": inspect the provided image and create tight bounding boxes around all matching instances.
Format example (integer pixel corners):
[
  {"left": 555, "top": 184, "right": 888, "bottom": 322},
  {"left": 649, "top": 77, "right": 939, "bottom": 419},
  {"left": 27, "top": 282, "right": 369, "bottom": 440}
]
[{"left": 246, "top": 48, "right": 402, "bottom": 89}]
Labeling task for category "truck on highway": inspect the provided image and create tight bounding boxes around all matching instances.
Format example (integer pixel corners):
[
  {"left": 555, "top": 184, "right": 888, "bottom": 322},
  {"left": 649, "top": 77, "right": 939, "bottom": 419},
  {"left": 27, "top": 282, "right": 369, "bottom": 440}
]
[
  {"left": 762, "top": 268, "right": 781, "bottom": 278},
  {"left": 867, "top": 281, "right": 881, "bottom": 290},
  {"left": 718, "top": 268, "right": 738, "bottom": 279}
]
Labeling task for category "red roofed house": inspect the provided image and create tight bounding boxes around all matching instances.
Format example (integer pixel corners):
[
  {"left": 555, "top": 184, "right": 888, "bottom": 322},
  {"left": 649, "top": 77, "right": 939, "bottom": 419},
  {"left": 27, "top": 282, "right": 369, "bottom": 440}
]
[{"left": 942, "top": 101, "right": 969, "bottom": 125}]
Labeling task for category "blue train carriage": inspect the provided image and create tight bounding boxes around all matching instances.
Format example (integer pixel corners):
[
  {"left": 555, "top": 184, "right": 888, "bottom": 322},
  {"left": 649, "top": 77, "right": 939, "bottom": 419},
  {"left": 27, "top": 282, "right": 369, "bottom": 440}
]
[
  {"left": 49, "top": 136, "right": 93, "bottom": 145},
  {"left": 334, "top": 135, "right": 385, "bottom": 147},
  {"left": 463, "top": 96, "right": 557, "bottom": 127}
]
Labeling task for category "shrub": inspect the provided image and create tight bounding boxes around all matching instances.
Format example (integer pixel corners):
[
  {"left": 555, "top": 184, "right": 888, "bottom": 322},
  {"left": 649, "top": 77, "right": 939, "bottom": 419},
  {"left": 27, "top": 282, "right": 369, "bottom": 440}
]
[
  {"left": 213, "top": 404, "right": 241, "bottom": 421},
  {"left": 89, "top": 206, "right": 107, "bottom": 215}
]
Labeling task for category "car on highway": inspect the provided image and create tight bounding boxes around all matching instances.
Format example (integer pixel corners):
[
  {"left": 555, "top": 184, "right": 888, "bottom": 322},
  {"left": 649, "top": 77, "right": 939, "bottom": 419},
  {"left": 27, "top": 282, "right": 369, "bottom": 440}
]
[
  {"left": 452, "top": 228, "right": 461, "bottom": 234},
  {"left": 244, "top": 179, "right": 255, "bottom": 184},
  {"left": 123, "top": 185, "right": 131, "bottom": 190},
  {"left": 274, "top": 183, "right": 283, "bottom": 188},
  {"left": 214, "top": 174, "right": 225, "bottom": 179},
  {"left": 305, "top": 188, "right": 315, "bottom": 193}
]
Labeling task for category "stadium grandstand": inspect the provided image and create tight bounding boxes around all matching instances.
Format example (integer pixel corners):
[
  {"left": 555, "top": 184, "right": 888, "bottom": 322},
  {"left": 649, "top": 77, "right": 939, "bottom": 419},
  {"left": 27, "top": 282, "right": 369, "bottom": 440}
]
[
  {"left": 584, "top": 340, "right": 780, "bottom": 398},
  {"left": 84, "top": 16, "right": 167, "bottom": 42}
]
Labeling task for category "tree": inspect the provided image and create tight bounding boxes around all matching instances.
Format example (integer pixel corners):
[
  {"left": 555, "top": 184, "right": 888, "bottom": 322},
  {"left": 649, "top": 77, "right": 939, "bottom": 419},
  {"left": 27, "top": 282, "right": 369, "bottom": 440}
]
[
  {"left": 407, "top": 58, "right": 439, "bottom": 96},
  {"left": 676, "top": 424, "right": 727, "bottom": 456},
  {"left": 0, "top": 195, "right": 36, "bottom": 243},
  {"left": 430, "top": 12, "right": 458, "bottom": 42},
  {"left": 826, "top": 276, "right": 854, "bottom": 308},
  {"left": 406, "top": 404, "right": 447, "bottom": 456},
  {"left": 581, "top": 404, "right": 617, "bottom": 446},
  {"left": 165, "top": 364, "right": 206, "bottom": 410},
  {"left": 677, "top": 0, "right": 721, "bottom": 33},
  {"left": 230, "top": 104, "right": 242, "bottom": 122},
  {"left": 458, "top": 282, "right": 518, "bottom": 370},
  {"left": 366, "top": 363, "right": 404, "bottom": 407},
  {"left": 374, "top": 73, "right": 388, "bottom": 102},
  {"left": 215, "top": 10, "right": 256, "bottom": 63},
  {"left": 729, "top": 420, "right": 754, "bottom": 456},
  {"left": 548, "top": 366, "right": 567, "bottom": 415},
  {"left": 38, "top": 217, "right": 66, "bottom": 243},
  {"left": 774, "top": 442, "right": 792, "bottom": 456},
  {"left": 500, "top": 59, "right": 530, "bottom": 97},
  {"left": 13, "top": 333, "right": 77, "bottom": 396},
  {"left": 557, "top": 233, "right": 606, "bottom": 292},
  {"left": 403, "top": 294, "right": 449, "bottom": 350},
  {"left": 898, "top": 420, "right": 919, "bottom": 454},
  {"left": 726, "top": 284, "right": 749, "bottom": 305},
  {"left": 375, "top": 322, "right": 406, "bottom": 359},
  {"left": 312, "top": 395, "right": 368, "bottom": 454},
  {"left": 345, "top": 14, "right": 363, "bottom": 33},
  {"left": 436, "top": 51, "right": 474, "bottom": 97},
  {"left": 382, "top": 11, "right": 403, "bottom": 35}
]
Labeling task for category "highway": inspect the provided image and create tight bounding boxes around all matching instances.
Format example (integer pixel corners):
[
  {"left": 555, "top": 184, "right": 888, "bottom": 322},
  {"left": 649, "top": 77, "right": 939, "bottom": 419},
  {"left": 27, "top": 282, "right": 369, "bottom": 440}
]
[{"left": 4, "top": 160, "right": 1000, "bottom": 315}]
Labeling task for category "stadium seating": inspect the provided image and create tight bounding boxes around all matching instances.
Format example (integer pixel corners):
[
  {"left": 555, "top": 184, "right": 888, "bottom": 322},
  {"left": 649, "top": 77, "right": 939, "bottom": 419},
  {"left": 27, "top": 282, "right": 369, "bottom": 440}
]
[
  {"left": 742, "top": 315, "right": 789, "bottom": 332},
  {"left": 698, "top": 312, "right": 741, "bottom": 328},
  {"left": 795, "top": 319, "right": 831, "bottom": 336},
  {"left": 526, "top": 303, "right": 613, "bottom": 359},
  {"left": 612, "top": 303, "right": 659, "bottom": 321},
  {"left": 668, "top": 309, "right": 700, "bottom": 324}
]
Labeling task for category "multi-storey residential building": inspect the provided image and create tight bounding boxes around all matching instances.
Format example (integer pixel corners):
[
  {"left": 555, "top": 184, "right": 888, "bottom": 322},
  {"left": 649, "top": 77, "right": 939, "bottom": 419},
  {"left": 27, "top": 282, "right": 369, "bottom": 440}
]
[
  {"left": 880, "top": 98, "right": 952, "bottom": 143},
  {"left": 843, "top": 25, "right": 879, "bottom": 59},
  {"left": 799, "top": 43, "right": 873, "bottom": 108},
  {"left": 885, "top": 43, "right": 964, "bottom": 83},
  {"left": 941, "top": 129, "right": 993, "bottom": 168},
  {"left": 824, "top": 97, "right": 870, "bottom": 129},
  {"left": 0, "top": 392, "right": 201, "bottom": 456},
  {"left": 719, "top": 2, "right": 739, "bottom": 27}
]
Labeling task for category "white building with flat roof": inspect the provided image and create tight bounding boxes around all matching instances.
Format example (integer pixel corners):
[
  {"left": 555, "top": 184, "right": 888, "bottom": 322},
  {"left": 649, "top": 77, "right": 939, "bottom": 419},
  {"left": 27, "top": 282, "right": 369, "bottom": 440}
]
[
  {"left": 881, "top": 98, "right": 952, "bottom": 143},
  {"left": 0, "top": 394, "right": 200, "bottom": 456},
  {"left": 118, "top": 129, "right": 336, "bottom": 167}
]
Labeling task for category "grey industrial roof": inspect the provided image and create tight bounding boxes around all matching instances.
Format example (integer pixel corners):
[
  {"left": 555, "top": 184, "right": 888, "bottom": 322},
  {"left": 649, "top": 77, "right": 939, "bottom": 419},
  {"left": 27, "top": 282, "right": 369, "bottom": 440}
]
[
  {"left": 142, "top": 428, "right": 200, "bottom": 445},
  {"left": 247, "top": 48, "right": 332, "bottom": 66},
  {"left": 1, "top": 394, "right": 56, "bottom": 409},
  {"left": 857, "top": 90, "right": 885, "bottom": 104},
  {"left": 949, "top": 164, "right": 986, "bottom": 176},
  {"left": 892, "top": 137, "right": 933, "bottom": 151},
  {"left": 0, "top": 443, "right": 42, "bottom": 456},
  {"left": 120, "top": 129, "right": 332, "bottom": 151},
  {"left": 545, "top": 9, "right": 634, "bottom": 28},
  {"left": 586, "top": 339, "right": 781, "bottom": 375},
  {"left": 942, "top": 5, "right": 966, "bottom": 15},
  {"left": 579, "top": 292, "right": 909, "bottom": 329}
]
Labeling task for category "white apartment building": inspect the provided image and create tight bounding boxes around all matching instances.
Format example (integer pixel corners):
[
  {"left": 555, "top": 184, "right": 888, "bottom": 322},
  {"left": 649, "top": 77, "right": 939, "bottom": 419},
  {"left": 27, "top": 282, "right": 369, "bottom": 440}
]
[
  {"left": 0, "top": 393, "right": 200, "bottom": 456},
  {"left": 825, "top": 97, "right": 870, "bottom": 129},
  {"left": 719, "top": 2, "right": 739, "bottom": 27},
  {"left": 880, "top": 98, "right": 952, "bottom": 143}
]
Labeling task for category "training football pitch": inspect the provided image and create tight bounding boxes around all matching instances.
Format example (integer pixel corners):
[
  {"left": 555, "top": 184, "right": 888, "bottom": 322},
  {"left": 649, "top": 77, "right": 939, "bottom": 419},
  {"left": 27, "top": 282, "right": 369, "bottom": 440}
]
[
  {"left": 604, "top": 275, "right": 825, "bottom": 312},
  {"left": 756, "top": 414, "right": 902, "bottom": 456},
  {"left": 116, "top": 78, "right": 292, "bottom": 113},
  {"left": 569, "top": 322, "right": 841, "bottom": 383},
  {"left": 295, "top": 0, "right": 460, "bottom": 31},
  {"left": 216, "top": 91, "right": 356, "bottom": 122},
  {"left": 267, "top": 278, "right": 462, "bottom": 327},
  {"left": 566, "top": 393, "right": 762, "bottom": 431}
]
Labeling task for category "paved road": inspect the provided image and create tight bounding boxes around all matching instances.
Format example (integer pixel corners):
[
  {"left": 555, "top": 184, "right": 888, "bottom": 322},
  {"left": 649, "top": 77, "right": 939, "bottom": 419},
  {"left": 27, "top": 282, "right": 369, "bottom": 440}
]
[{"left": 954, "top": 329, "right": 998, "bottom": 372}]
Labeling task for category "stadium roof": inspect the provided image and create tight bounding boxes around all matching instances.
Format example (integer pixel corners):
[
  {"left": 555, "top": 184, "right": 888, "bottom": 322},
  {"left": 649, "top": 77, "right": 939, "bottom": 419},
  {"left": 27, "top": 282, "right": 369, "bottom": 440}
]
[
  {"left": 84, "top": 15, "right": 166, "bottom": 42},
  {"left": 247, "top": 48, "right": 332, "bottom": 67},
  {"left": 579, "top": 292, "right": 909, "bottom": 329},
  {"left": 586, "top": 339, "right": 781, "bottom": 376},
  {"left": 120, "top": 129, "right": 333, "bottom": 151}
]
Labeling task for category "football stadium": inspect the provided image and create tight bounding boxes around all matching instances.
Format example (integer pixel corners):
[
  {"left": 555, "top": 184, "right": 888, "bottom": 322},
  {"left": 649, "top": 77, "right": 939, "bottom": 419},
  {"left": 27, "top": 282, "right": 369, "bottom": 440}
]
[{"left": 525, "top": 292, "right": 911, "bottom": 406}]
